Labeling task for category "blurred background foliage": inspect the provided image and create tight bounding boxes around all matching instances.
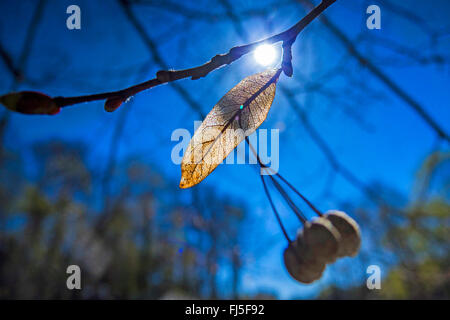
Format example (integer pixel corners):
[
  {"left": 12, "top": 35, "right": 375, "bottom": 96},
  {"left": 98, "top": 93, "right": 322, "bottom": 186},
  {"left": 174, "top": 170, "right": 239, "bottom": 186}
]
[
  {"left": 0, "top": 131, "right": 448, "bottom": 299},
  {"left": 0, "top": 0, "right": 449, "bottom": 299},
  {"left": 0, "top": 135, "right": 247, "bottom": 299},
  {"left": 320, "top": 151, "right": 450, "bottom": 299}
]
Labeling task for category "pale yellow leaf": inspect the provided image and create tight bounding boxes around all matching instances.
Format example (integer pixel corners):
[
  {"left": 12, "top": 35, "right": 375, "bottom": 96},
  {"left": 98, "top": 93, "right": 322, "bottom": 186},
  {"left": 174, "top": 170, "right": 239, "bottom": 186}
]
[{"left": 180, "top": 68, "right": 281, "bottom": 188}]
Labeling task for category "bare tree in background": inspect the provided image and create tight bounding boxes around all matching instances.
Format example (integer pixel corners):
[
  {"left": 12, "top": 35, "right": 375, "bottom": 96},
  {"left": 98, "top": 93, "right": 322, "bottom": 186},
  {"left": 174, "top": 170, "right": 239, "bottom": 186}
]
[{"left": 0, "top": 0, "right": 448, "bottom": 298}]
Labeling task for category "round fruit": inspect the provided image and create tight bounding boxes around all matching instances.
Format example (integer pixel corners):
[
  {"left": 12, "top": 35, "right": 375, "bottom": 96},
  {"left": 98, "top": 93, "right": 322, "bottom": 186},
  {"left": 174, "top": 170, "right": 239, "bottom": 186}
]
[
  {"left": 283, "top": 241, "right": 325, "bottom": 284},
  {"left": 324, "top": 210, "right": 361, "bottom": 257},
  {"left": 303, "top": 217, "right": 340, "bottom": 264}
]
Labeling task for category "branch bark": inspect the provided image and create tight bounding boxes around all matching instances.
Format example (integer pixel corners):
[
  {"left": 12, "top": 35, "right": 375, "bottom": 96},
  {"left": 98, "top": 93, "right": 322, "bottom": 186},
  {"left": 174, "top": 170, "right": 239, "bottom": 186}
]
[
  {"left": 298, "top": 0, "right": 449, "bottom": 142},
  {"left": 45, "top": 0, "right": 336, "bottom": 109},
  {"left": 220, "top": 0, "right": 383, "bottom": 204}
]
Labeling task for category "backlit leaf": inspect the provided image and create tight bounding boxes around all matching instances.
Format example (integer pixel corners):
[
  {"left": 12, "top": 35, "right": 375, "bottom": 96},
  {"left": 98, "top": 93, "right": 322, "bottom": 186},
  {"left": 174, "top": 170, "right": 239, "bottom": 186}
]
[{"left": 180, "top": 68, "right": 281, "bottom": 189}]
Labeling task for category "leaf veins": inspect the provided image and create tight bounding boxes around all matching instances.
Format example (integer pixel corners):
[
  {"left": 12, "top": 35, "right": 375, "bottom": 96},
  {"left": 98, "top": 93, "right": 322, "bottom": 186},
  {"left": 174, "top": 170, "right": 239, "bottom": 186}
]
[{"left": 180, "top": 68, "right": 281, "bottom": 188}]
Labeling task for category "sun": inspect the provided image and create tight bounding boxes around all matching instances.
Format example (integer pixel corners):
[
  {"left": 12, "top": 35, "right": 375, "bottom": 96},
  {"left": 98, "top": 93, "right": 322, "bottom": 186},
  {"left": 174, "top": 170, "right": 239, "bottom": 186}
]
[{"left": 253, "top": 44, "right": 277, "bottom": 66}]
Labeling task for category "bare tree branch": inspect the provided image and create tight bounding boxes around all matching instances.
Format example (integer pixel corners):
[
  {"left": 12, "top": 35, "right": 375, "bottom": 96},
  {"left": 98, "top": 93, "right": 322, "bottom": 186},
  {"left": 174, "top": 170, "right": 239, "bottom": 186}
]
[
  {"left": 0, "top": 43, "right": 22, "bottom": 81},
  {"left": 118, "top": 0, "right": 205, "bottom": 117},
  {"left": 0, "top": 0, "right": 46, "bottom": 85},
  {"left": 298, "top": 0, "right": 449, "bottom": 142},
  {"left": 382, "top": 0, "right": 437, "bottom": 37},
  {"left": 0, "top": 0, "right": 47, "bottom": 147},
  {"left": 281, "top": 85, "right": 383, "bottom": 204},
  {"left": 33, "top": 0, "right": 336, "bottom": 109},
  {"left": 130, "top": 0, "right": 294, "bottom": 23},
  {"left": 17, "top": 0, "right": 47, "bottom": 76},
  {"left": 220, "top": 0, "right": 383, "bottom": 204}
]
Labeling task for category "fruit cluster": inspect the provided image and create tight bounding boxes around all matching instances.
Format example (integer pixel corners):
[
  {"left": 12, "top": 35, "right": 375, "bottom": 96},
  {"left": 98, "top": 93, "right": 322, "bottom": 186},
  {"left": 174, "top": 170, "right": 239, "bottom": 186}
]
[{"left": 284, "top": 210, "right": 361, "bottom": 284}]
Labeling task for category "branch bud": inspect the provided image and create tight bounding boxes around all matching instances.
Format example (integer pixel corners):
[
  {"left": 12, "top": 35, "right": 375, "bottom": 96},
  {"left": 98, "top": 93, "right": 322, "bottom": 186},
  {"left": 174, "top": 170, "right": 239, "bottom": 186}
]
[
  {"left": 104, "top": 96, "right": 125, "bottom": 112},
  {"left": 0, "top": 91, "right": 60, "bottom": 115},
  {"left": 282, "top": 41, "right": 293, "bottom": 77}
]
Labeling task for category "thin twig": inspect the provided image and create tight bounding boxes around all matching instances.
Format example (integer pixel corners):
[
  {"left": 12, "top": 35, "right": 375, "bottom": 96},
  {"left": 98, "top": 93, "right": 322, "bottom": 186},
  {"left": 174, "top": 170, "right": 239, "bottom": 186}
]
[
  {"left": 281, "top": 85, "right": 382, "bottom": 203},
  {"left": 0, "top": 43, "right": 22, "bottom": 81},
  {"left": 17, "top": 0, "right": 47, "bottom": 75},
  {"left": 131, "top": 0, "right": 295, "bottom": 23},
  {"left": 95, "top": 0, "right": 207, "bottom": 230},
  {"left": 118, "top": 0, "right": 206, "bottom": 117},
  {"left": 45, "top": 0, "right": 336, "bottom": 109},
  {"left": 0, "top": 0, "right": 47, "bottom": 144},
  {"left": 221, "top": 0, "right": 327, "bottom": 215},
  {"left": 298, "top": 0, "right": 449, "bottom": 142}
]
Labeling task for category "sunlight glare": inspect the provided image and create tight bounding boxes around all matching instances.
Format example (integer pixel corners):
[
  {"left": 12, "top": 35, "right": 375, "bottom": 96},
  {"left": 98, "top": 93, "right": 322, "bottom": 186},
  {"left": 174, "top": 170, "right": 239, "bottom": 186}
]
[{"left": 253, "top": 44, "right": 277, "bottom": 66}]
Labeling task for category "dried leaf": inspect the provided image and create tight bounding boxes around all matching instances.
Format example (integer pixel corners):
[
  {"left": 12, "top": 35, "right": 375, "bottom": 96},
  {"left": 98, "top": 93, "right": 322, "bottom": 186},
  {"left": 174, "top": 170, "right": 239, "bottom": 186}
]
[{"left": 180, "top": 69, "right": 281, "bottom": 188}]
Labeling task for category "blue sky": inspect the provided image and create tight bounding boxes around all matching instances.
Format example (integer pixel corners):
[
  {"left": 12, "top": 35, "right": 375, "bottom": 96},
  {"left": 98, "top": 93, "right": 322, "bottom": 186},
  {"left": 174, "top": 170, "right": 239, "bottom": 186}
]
[{"left": 1, "top": 0, "right": 449, "bottom": 298}]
